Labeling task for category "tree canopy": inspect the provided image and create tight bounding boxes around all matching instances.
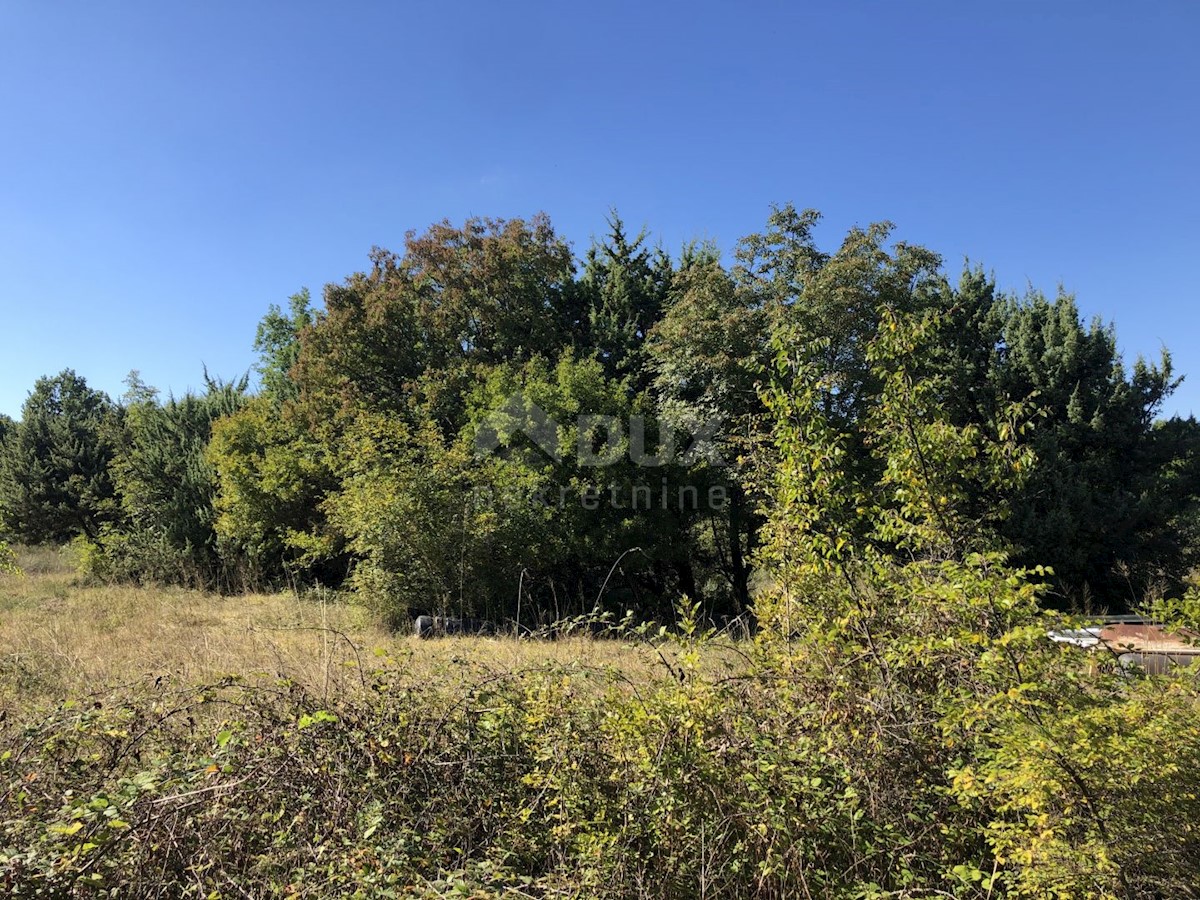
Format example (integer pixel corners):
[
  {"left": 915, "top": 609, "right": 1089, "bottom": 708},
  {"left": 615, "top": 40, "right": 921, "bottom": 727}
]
[
  {"left": 0, "top": 370, "right": 117, "bottom": 544},
  {"left": 0, "top": 208, "right": 1196, "bottom": 620}
]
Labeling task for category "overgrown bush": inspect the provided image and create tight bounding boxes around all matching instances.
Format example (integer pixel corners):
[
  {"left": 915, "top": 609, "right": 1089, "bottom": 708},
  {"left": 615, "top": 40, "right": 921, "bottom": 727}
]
[
  {"left": 5, "top": 595, "right": 1197, "bottom": 898},
  {"left": 0, "top": 541, "right": 18, "bottom": 576},
  {"left": 0, "top": 634, "right": 851, "bottom": 898},
  {"left": 753, "top": 276, "right": 1200, "bottom": 897},
  {"left": 77, "top": 377, "right": 253, "bottom": 592}
]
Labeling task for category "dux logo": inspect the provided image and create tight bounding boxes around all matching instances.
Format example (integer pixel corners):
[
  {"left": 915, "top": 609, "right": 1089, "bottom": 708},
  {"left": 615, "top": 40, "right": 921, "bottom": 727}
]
[{"left": 473, "top": 392, "right": 725, "bottom": 468}]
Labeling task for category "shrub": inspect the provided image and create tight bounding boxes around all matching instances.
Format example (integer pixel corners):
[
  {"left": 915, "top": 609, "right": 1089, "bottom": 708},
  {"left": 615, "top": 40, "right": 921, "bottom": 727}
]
[{"left": 0, "top": 541, "right": 18, "bottom": 576}]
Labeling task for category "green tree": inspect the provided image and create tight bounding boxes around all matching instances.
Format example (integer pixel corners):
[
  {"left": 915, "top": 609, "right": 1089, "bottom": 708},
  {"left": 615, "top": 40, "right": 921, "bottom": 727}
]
[
  {"left": 402, "top": 214, "right": 579, "bottom": 367},
  {"left": 578, "top": 213, "right": 673, "bottom": 386},
  {"left": 276, "top": 214, "right": 655, "bottom": 615},
  {"left": 327, "top": 411, "right": 519, "bottom": 626},
  {"left": 88, "top": 374, "right": 250, "bottom": 589},
  {"left": 0, "top": 412, "right": 13, "bottom": 566},
  {"left": 1149, "top": 414, "right": 1200, "bottom": 578},
  {"left": 0, "top": 370, "right": 117, "bottom": 543},
  {"left": 254, "top": 288, "right": 316, "bottom": 402},
  {"left": 941, "top": 284, "right": 1200, "bottom": 607},
  {"left": 758, "top": 283, "right": 1200, "bottom": 897},
  {"left": 998, "top": 292, "right": 1193, "bottom": 606},
  {"left": 292, "top": 215, "right": 578, "bottom": 424},
  {"left": 464, "top": 351, "right": 691, "bottom": 623},
  {"left": 647, "top": 252, "right": 771, "bottom": 614},
  {"left": 207, "top": 396, "right": 342, "bottom": 586},
  {"left": 329, "top": 349, "right": 700, "bottom": 628}
]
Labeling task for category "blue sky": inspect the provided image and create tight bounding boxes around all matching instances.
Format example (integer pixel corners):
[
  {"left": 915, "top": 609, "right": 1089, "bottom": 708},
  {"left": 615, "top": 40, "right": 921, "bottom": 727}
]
[{"left": 1, "top": 0, "right": 1197, "bottom": 419}]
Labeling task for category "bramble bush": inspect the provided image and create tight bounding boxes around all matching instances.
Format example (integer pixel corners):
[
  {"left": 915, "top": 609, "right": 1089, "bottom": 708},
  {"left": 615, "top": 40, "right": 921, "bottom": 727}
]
[
  {"left": 754, "top": 279, "right": 1200, "bottom": 897},
  {"left": 0, "top": 632, "right": 884, "bottom": 899},
  {"left": 0, "top": 541, "right": 17, "bottom": 576},
  {"left": 4, "top": 589, "right": 1195, "bottom": 897}
]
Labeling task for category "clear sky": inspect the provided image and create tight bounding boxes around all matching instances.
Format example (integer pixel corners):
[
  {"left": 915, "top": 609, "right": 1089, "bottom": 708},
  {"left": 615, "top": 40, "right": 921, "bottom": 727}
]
[{"left": 1, "top": 0, "right": 1197, "bottom": 420}]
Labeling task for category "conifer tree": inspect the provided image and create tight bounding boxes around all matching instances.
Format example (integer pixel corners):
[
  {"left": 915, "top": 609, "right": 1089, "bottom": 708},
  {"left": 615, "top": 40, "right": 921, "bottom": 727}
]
[
  {"left": 579, "top": 213, "right": 673, "bottom": 387},
  {"left": 0, "top": 370, "right": 116, "bottom": 543}
]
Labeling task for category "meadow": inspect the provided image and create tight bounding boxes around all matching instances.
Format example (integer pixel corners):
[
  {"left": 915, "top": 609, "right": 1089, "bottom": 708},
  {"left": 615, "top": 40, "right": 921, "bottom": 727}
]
[
  {"left": 0, "top": 546, "right": 673, "bottom": 713},
  {"left": 4, "top": 548, "right": 1200, "bottom": 899},
  {"left": 1, "top": 549, "right": 765, "bottom": 899}
]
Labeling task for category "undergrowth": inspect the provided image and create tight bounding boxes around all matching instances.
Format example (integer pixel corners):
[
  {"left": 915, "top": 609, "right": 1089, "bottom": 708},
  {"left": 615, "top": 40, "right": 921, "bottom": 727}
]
[{"left": 3, "top": 602, "right": 1199, "bottom": 898}]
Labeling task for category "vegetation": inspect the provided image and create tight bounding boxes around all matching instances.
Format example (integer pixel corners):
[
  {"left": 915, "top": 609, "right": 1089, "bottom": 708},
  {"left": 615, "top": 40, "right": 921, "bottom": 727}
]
[
  {"left": 0, "top": 371, "right": 117, "bottom": 545},
  {"left": 4, "top": 208, "right": 1195, "bottom": 617},
  {"left": 0, "top": 542, "right": 15, "bottom": 575},
  {"left": 83, "top": 374, "right": 252, "bottom": 591},
  {"left": 1, "top": 206, "right": 1199, "bottom": 896}
]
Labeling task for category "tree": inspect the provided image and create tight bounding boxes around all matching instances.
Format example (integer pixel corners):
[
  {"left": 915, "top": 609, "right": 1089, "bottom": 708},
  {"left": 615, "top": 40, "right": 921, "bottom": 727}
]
[
  {"left": 254, "top": 288, "right": 316, "bottom": 402},
  {"left": 329, "top": 349, "right": 702, "bottom": 627},
  {"left": 647, "top": 252, "right": 771, "bottom": 614},
  {"left": 578, "top": 213, "right": 673, "bottom": 387},
  {"left": 463, "top": 351, "right": 692, "bottom": 623},
  {"left": 0, "top": 370, "right": 117, "bottom": 543},
  {"left": 292, "top": 215, "right": 579, "bottom": 425},
  {"left": 327, "top": 411, "right": 519, "bottom": 626},
  {"left": 0, "top": 413, "right": 12, "bottom": 561},
  {"left": 941, "top": 284, "right": 1200, "bottom": 607},
  {"left": 88, "top": 374, "right": 250, "bottom": 589},
  {"left": 402, "top": 214, "right": 579, "bottom": 367},
  {"left": 207, "top": 396, "right": 343, "bottom": 586},
  {"left": 757, "top": 289, "right": 1200, "bottom": 897}
]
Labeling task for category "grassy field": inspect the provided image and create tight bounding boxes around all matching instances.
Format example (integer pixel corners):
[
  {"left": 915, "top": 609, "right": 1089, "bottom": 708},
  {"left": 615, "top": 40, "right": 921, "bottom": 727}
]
[
  {"left": 4, "top": 548, "right": 802, "bottom": 898},
  {"left": 2, "top": 548, "right": 736, "bottom": 897},
  {"left": 0, "top": 545, "right": 680, "bottom": 714},
  {"left": 4, "top": 548, "right": 1196, "bottom": 897}
]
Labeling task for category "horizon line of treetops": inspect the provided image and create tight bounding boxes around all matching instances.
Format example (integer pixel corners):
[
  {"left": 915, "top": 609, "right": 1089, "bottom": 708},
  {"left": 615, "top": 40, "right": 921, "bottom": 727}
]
[{"left": 1, "top": 205, "right": 1198, "bottom": 627}]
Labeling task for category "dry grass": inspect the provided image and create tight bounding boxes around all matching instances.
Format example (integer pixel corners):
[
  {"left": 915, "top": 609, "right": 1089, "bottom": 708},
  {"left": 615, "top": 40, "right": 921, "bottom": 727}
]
[{"left": 0, "top": 546, "right": 683, "bottom": 712}]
